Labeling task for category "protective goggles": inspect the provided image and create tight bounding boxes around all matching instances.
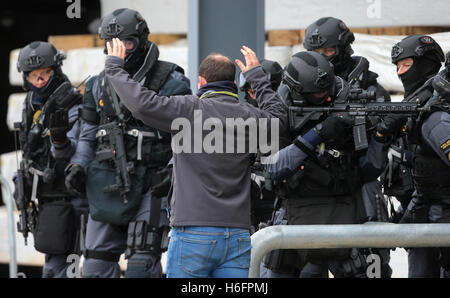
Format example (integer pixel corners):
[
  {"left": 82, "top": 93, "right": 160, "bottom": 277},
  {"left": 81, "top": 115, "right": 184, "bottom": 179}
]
[
  {"left": 106, "top": 36, "right": 139, "bottom": 54},
  {"left": 26, "top": 68, "right": 54, "bottom": 84}
]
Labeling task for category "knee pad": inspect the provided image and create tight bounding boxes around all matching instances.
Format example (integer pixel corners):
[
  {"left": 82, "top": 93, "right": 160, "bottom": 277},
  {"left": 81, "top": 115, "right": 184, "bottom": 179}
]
[{"left": 124, "top": 252, "right": 162, "bottom": 278}]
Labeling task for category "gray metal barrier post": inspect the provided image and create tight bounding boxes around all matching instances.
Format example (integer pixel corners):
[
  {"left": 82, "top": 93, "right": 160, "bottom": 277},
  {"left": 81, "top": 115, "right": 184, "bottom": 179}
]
[
  {"left": 0, "top": 175, "right": 18, "bottom": 278},
  {"left": 249, "top": 223, "right": 450, "bottom": 278}
]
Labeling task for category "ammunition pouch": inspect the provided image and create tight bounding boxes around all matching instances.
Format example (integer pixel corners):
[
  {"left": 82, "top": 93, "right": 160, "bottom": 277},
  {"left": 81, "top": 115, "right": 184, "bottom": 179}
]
[
  {"left": 262, "top": 248, "right": 301, "bottom": 275},
  {"left": 124, "top": 221, "right": 170, "bottom": 258},
  {"left": 280, "top": 157, "right": 358, "bottom": 198},
  {"left": 34, "top": 200, "right": 76, "bottom": 255},
  {"left": 331, "top": 248, "right": 369, "bottom": 278}
]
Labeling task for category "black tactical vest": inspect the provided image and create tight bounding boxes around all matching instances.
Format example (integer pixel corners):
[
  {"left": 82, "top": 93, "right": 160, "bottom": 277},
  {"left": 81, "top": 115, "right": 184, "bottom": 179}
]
[
  {"left": 279, "top": 78, "right": 362, "bottom": 199},
  {"left": 380, "top": 82, "right": 435, "bottom": 201},
  {"left": 19, "top": 82, "right": 82, "bottom": 199},
  {"left": 411, "top": 107, "right": 450, "bottom": 200},
  {"left": 96, "top": 60, "right": 181, "bottom": 168}
]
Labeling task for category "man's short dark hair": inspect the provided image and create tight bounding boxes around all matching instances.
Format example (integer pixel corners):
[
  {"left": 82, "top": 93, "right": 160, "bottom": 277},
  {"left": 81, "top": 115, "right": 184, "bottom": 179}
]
[{"left": 199, "top": 53, "right": 236, "bottom": 83}]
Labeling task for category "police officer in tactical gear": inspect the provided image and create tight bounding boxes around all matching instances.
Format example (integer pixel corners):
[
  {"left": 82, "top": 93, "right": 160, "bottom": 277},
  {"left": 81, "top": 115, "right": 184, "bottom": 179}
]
[
  {"left": 303, "top": 17, "right": 390, "bottom": 101},
  {"left": 385, "top": 35, "right": 445, "bottom": 217},
  {"left": 15, "top": 41, "right": 87, "bottom": 277},
  {"left": 388, "top": 35, "right": 447, "bottom": 278},
  {"left": 265, "top": 51, "right": 400, "bottom": 278},
  {"left": 70, "top": 8, "right": 191, "bottom": 278},
  {"left": 303, "top": 17, "right": 393, "bottom": 277}
]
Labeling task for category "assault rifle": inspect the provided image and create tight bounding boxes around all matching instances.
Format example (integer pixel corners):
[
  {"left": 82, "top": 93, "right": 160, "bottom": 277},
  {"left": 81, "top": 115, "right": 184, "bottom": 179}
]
[
  {"left": 12, "top": 157, "right": 37, "bottom": 245},
  {"left": 95, "top": 121, "right": 133, "bottom": 203},
  {"left": 95, "top": 77, "right": 133, "bottom": 203},
  {"left": 288, "top": 99, "right": 431, "bottom": 151}
]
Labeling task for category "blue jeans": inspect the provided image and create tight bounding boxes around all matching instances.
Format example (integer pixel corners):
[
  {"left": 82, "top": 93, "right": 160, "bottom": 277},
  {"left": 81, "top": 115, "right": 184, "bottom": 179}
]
[{"left": 166, "top": 226, "right": 251, "bottom": 278}]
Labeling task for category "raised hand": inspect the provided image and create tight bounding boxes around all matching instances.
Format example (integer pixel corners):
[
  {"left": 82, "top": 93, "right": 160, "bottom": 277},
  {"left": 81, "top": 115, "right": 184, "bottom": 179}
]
[
  {"left": 107, "top": 37, "right": 126, "bottom": 60},
  {"left": 235, "top": 45, "right": 260, "bottom": 73}
]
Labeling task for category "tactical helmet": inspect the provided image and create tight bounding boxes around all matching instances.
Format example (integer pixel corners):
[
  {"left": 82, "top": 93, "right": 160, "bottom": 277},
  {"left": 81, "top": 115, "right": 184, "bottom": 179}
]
[
  {"left": 17, "top": 41, "right": 65, "bottom": 73},
  {"left": 392, "top": 35, "right": 444, "bottom": 96},
  {"left": 261, "top": 59, "right": 283, "bottom": 91},
  {"left": 283, "top": 51, "right": 335, "bottom": 105},
  {"left": 239, "top": 59, "right": 283, "bottom": 92},
  {"left": 17, "top": 41, "right": 66, "bottom": 94},
  {"left": 99, "top": 8, "right": 149, "bottom": 50},
  {"left": 391, "top": 35, "right": 444, "bottom": 65},
  {"left": 303, "top": 17, "right": 355, "bottom": 56}
]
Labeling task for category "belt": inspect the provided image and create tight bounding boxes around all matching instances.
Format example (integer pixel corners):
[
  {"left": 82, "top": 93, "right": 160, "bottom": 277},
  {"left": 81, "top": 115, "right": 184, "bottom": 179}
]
[{"left": 96, "top": 128, "right": 159, "bottom": 160}]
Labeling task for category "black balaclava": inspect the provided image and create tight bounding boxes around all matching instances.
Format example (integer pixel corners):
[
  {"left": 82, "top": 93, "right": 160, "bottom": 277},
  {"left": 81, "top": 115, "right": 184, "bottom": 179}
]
[
  {"left": 331, "top": 48, "right": 354, "bottom": 80},
  {"left": 400, "top": 57, "right": 441, "bottom": 97},
  {"left": 122, "top": 38, "right": 151, "bottom": 76}
]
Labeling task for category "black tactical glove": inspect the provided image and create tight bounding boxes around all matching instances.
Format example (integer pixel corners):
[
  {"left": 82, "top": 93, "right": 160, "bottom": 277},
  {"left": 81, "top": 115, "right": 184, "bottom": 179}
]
[
  {"left": 49, "top": 109, "right": 69, "bottom": 143},
  {"left": 65, "top": 164, "right": 86, "bottom": 197},
  {"left": 377, "top": 114, "right": 406, "bottom": 136},
  {"left": 314, "top": 116, "right": 353, "bottom": 142}
]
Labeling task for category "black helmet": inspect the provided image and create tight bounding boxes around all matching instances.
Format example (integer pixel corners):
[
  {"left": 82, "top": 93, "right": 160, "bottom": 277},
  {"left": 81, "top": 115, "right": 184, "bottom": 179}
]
[
  {"left": 17, "top": 41, "right": 65, "bottom": 73},
  {"left": 239, "top": 59, "right": 283, "bottom": 92},
  {"left": 99, "top": 8, "right": 152, "bottom": 74},
  {"left": 261, "top": 59, "right": 283, "bottom": 91},
  {"left": 283, "top": 51, "right": 335, "bottom": 105},
  {"left": 303, "top": 17, "right": 355, "bottom": 55},
  {"left": 392, "top": 35, "right": 444, "bottom": 96},
  {"left": 391, "top": 35, "right": 444, "bottom": 65},
  {"left": 17, "top": 41, "right": 66, "bottom": 95},
  {"left": 99, "top": 8, "right": 149, "bottom": 41}
]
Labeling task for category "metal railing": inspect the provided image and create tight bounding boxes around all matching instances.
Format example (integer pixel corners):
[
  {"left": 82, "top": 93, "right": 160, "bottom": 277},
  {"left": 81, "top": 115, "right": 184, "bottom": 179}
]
[
  {"left": 0, "top": 175, "right": 17, "bottom": 278},
  {"left": 249, "top": 222, "right": 450, "bottom": 278}
]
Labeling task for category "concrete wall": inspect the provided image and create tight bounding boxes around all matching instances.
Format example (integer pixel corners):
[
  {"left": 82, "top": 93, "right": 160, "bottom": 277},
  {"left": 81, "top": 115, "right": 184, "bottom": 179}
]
[{"left": 100, "top": 0, "right": 450, "bottom": 34}]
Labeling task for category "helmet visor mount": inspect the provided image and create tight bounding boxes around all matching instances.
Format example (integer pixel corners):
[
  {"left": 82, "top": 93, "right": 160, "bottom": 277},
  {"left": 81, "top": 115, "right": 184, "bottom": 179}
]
[
  {"left": 391, "top": 43, "right": 404, "bottom": 61},
  {"left": 315, "top": 68, "right": 332, "bottom": 89},
  {"left": 25, "top": 55, "right": 45, "bottom": 70},
  {"left": 308, "top": 29, "right": 327, "bottom": 49},
  {"left": 105, "top": 19, "right": 124, "bottom": 37}
]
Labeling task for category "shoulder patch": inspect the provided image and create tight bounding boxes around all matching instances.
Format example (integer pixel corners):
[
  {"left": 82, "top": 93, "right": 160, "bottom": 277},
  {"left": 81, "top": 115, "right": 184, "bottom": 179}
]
[{"left": 441, "top": 139, "right": 450, "bottom": 151}]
